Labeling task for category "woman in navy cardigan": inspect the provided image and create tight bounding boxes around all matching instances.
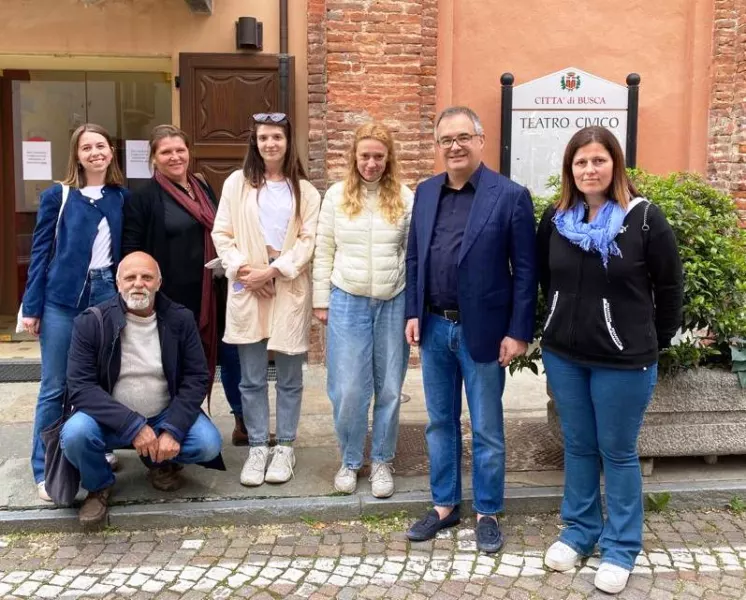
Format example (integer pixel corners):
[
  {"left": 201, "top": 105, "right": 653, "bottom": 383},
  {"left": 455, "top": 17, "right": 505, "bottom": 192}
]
[{"left": 20, "top": 123, "right": 129, "bottom": 500}]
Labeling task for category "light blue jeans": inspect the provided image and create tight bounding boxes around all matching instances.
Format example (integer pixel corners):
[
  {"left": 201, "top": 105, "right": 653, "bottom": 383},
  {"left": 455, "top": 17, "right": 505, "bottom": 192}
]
[
  {"left": 326, "top": 287, "right": 409, "bottom": 469},
  {"left": 32, "top": 268, "right": 117, "bottom": 483},
  {"left": 542, "top": 349, "right": 657, "bottom": 570},
  {"left": 237, "top": 341, "right": 305, "bottom": 446}
]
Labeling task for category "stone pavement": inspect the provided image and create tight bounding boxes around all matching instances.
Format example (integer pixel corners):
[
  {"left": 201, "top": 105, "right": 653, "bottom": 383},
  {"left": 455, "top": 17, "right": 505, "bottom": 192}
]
[
  {"left": 2, "top": 362, "right": 746, "bottom": 530},
  {"left": 0, "top": 510, "right": 745, "bottom": 599}
]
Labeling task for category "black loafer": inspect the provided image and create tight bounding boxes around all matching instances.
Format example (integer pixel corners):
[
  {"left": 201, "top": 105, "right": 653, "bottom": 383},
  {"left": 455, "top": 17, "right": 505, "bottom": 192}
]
[
  {"left": 476, "top": 516, "right": 504, "bottom": 553},
  {"left": 406, "top": 506, "right": 461, "bottom": 542}
]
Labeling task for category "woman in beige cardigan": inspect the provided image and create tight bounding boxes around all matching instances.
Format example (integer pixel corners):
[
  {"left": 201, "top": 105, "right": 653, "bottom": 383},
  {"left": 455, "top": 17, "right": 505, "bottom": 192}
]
[
  {"left": 212, "top": 113, "right": 321, "bottom": 487},
  {"left": 312, "top": 122, "right": 413, "bottom": 498}
]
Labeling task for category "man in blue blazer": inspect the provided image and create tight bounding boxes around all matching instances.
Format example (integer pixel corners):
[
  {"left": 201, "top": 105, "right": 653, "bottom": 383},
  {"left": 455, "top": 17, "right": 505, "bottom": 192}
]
[{"left": 404, "top": 106, "right": 537, "bottom": 552}]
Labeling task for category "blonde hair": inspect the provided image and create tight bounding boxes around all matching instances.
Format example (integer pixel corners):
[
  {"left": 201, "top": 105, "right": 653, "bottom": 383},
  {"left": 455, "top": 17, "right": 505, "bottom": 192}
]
[
  {"left": 61, "top": 123, "right": 124, "bottom": 188},
  {"left": 342, "top": 122, "right": 405, "bottom": 225}
]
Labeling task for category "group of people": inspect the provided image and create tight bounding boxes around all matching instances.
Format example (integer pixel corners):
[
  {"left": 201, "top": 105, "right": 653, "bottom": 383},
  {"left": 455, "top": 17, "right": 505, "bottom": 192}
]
[{"left": 20, "top": 104, "right": 683, "bottom": 595}]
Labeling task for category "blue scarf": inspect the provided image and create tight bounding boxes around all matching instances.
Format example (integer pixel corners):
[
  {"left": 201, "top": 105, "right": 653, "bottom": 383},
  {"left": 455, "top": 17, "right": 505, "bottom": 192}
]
[{"left": 553, "top": 200, "right": 626, "bottom": 268}]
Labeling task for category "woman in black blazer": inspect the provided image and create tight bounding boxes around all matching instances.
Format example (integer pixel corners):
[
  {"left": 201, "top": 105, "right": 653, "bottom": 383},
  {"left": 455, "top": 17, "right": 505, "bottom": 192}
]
[{"left": 122, "top": 125, "right": 245, "bottom": 446}]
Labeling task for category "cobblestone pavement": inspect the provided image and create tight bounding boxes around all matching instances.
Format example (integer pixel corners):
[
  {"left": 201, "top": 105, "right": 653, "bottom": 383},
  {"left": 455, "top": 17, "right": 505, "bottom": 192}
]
[{"left": 0, "top": 510, "right": 745, "bottom": 599}]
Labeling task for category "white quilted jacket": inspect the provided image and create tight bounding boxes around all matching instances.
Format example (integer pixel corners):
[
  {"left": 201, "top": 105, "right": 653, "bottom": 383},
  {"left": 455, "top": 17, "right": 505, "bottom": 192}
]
[{"left": 312, "top": 180, "right": 414, "bottom": 308}]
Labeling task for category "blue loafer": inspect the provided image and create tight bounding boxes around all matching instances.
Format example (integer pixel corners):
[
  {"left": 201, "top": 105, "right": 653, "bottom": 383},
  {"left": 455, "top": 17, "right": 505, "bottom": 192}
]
[
  {"left": 476, "top": 516, "right": 504, "bottom": 553},
  {"left": 406, "top": 506, "right": 461, "bottom": 542}
]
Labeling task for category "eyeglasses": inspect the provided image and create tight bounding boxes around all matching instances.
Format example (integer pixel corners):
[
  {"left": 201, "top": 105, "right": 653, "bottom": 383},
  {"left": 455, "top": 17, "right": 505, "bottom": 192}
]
[
  {"left": 437, "top": 133, "right": 481, "bottom": 148},
  {"left": 253, "top": 112, "right": 287, "bottom": 123}
]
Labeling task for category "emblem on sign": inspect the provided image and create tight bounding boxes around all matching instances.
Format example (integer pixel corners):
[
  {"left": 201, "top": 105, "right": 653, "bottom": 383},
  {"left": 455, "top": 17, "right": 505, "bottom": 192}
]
[{"left": 560, "top": 71, "right": 581, "bottom": 92}]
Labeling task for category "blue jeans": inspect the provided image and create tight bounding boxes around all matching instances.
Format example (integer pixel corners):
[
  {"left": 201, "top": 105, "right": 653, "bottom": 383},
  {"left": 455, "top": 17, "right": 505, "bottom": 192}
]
[
  {"left": 326, "top": 287, "right": 409, "bottom": 469},
  {"left": 237, "top": 341, "right": 305, "bottom": 445},
  {"left": 32, "top": 268, "right": 116, "bottom": 483},
  {"left": 60, "top": 410, "right": 222, "bottom": 492},
  {"left": 542, "top": 349, "right": 657, "bottom": 570},
  {"left": 219, "top": 341, "right": 242, "bottom": 416},
  {"left": 420, "top": 314, "right": 506, "bottom": 515}
]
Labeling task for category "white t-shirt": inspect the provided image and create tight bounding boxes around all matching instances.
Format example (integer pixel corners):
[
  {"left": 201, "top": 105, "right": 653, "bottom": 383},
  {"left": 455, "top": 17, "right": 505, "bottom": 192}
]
[
  {"left": 258, "top": 179, "right": 294, "bottom": 251},
  {"left": 81, "top": 185, "right": 113, "bottom": 270}
]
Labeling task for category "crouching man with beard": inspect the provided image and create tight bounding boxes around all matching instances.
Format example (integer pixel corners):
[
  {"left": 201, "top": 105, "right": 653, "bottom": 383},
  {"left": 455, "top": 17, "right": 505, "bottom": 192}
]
[{"left": 61, "top": 251, "right": 225, "bottom": 526}]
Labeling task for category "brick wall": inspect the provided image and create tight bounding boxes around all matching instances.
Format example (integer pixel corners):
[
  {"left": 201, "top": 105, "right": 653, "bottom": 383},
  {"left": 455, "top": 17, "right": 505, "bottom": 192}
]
[
  {"left": 306, "top": 0, "right": 438, "bottom": 363},
  {"left": 708, "top": 0, "right": 746, "bottom": 223}
]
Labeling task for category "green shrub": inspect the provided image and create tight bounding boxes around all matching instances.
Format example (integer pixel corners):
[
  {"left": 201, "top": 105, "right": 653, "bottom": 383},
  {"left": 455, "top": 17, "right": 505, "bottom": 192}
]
[{"left": 513, "top": 170, "right": 746, "bottom": 376}]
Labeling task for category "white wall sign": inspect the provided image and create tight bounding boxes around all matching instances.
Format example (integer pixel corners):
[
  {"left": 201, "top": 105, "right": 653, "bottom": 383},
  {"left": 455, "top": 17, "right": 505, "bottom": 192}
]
[
  {"left": 125, "top": 140, "right": 153, "bottom": 179},
  {"left": 22, "top": 141, "right": 52, "bottom": 181},
  {"left": 510, "top": 67, "right": 628, "bottom": 195}
]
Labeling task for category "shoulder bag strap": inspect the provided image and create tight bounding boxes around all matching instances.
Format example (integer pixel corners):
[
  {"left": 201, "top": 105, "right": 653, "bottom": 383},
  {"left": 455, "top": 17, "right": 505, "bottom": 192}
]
[
  {"left": 641, "top": 200, "right": 652, "bottom": 255},
  {"left": 50, "top": 184, "right": 70, "bottom": 261}
]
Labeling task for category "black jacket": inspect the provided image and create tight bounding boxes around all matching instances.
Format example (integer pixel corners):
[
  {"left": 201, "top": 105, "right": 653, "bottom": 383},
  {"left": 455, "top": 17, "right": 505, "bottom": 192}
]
[
  {"left": 122, "top": 177, "right": 228, "bottom": 333},
  {"left": 536, "top": 200, "right": 683, "bottom": 368},
  {"left": 66, "top": 293, "right": 225, "bottom": 470}
]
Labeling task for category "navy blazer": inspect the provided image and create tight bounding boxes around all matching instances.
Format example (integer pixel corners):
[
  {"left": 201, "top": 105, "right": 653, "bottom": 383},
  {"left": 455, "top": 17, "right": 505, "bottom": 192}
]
[
  {"left": 405, "top": 165, "right": 538, "bottom": 363},
  {"left": 23, "top": 183, "right": 128, "bottom": 318}
]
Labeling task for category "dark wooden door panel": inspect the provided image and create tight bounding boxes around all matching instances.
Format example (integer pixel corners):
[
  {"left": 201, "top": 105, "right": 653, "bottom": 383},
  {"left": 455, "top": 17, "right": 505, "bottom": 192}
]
[
  {"left": 180, "top": 53, "right": 294, "bottom": 198},
  {"left": 196, "top": 159, "right": 240, "bottom": 200},
  {"left": 196, "top": 72, "right": 278, "bottom": 142}
]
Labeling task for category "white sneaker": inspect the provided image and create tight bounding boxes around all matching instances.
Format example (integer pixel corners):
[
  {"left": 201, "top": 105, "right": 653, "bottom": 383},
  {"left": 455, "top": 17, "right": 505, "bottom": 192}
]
[
  {"left": 265, "top": 446, "right": 295, "bottom": 483},
  {"left": 37, "top": 481, "right": 52, "bottom": 502},
  {"left": 544, "top": 540, "right": 580, "bottom": 572},
  {"left": 594, "top": 562, "right": 631, "bottom": 594},
  {"left": 334, "top": 465, "right": 358, "bottom": 494},
  {"left": 240, "top": 446, "right": 270, "bottom": 486},
  {"left": 369, "top": 462, "right": 395, "bottom": 498},
  {"left": 105, "top": 452, "right": 119, "bottom": 471}
]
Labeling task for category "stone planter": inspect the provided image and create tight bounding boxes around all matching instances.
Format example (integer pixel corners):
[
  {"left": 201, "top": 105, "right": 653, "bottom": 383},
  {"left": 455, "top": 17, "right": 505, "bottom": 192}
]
[{"left": 547, "top": 368, "right": 746, "bottom": 475}]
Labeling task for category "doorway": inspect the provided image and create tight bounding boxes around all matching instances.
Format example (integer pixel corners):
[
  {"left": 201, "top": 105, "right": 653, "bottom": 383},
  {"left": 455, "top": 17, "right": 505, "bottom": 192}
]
[{"left": 0, "top": 70, "right": 172, "bottom": 328}]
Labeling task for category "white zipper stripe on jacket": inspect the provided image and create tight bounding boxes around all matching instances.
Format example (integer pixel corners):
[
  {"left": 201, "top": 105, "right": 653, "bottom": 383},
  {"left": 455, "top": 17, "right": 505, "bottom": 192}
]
[
  {"left": 602, "top": 298, "right": 625, "bottom": 351},
  {"left": 544, "top": 291, "right": 559, "bottom": 330}
]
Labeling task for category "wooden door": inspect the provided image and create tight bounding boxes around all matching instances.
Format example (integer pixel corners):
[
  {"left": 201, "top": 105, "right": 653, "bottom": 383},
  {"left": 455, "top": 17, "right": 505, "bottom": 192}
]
[
  {"left": 179, "top": 53, "right": 295, "bottom": 198},
  {"left": 0, "top": 74, "right": 19, "bottom": 315}
]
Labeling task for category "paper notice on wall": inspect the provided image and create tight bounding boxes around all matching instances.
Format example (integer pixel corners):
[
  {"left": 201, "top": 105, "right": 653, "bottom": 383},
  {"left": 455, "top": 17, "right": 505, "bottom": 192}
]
[
  {"left": 125, "top": 140, "right": 152, "bottom": 179},
  {"left": 22, "top": 141, "right": 52, "bottom": 180}
]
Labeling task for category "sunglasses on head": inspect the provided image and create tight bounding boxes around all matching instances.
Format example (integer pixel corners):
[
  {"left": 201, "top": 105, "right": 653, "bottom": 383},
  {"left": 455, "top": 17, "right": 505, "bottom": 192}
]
[{"left": 253, "top": 112, "right": 287, "bottom": 124}]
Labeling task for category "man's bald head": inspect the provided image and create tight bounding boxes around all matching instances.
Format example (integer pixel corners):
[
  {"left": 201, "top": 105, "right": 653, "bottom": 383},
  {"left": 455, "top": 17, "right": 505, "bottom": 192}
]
[{"left": 116, "top": 252, "right": 162, "bottom": 316}]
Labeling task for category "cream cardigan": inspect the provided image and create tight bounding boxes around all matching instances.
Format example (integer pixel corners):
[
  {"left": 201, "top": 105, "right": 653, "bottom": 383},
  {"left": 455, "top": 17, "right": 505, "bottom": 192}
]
[{"left": 212, "top": 170, "right": 321, "bottom": 354}]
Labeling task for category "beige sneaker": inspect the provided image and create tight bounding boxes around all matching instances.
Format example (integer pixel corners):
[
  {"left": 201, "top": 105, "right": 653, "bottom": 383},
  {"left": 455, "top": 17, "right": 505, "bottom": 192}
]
[
  {"left": 265, "top": 446, "right": 295, "bottom": 483},
  {"left": 240, "top": 446, "right": 270, "bottom": 487},
  {"left": 37, "top": 481, "right": 52, "bottom": 502},
  {"left": 544, "top": 540, "right": 579, "bottom": 572},
  {"left": 369, "top": 462, "right": 395, "bottom": 498},
  {"left": 333, "top": 465, "right": 358, "bottom": 494}
]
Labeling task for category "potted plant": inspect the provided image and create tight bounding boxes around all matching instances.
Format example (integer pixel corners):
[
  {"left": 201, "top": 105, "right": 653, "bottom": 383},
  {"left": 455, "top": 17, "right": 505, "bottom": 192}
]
[{"left": 515, "top": 171, "right": 746, "bottom": 475}]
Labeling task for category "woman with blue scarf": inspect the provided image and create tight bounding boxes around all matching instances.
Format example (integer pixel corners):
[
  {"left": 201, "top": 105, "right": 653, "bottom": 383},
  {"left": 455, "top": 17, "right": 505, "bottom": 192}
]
[{"left": 536, "top": 126, "right": 683, "bottom": 594}]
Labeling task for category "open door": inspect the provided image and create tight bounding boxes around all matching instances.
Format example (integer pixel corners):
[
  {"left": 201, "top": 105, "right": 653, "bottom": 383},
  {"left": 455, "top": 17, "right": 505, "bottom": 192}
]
[{"left": 179, "top": 53, "right": 295, "bottom": 198}]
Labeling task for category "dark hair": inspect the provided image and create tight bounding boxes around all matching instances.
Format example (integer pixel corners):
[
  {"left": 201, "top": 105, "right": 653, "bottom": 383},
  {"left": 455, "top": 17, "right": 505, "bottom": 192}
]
[
  {"left": 242, "top": 115, "right": 307, "bottom": 221},
  {"left": 557, "top": 126, "right": 639, "bottom": 211},
  {"left": 433, "top": 106, "right": 484, "bottom": 137},
  {"left": 149, "top": 124, "right": 190, "bottom": 166},
  {"left": 61, "top": 123, "right": 124, "bottom": 188}
]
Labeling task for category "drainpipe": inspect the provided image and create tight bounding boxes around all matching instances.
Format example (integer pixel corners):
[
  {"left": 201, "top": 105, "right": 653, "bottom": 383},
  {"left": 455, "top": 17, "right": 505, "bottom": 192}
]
[{"left": 278, "top": 0, "right": 290, "bottom": 115}]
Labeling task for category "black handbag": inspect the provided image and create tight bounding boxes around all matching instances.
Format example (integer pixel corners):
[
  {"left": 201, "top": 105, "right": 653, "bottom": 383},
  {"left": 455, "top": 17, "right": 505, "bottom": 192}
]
[{"left": 41, "top": 306, "right": 105, "bottom": 506}]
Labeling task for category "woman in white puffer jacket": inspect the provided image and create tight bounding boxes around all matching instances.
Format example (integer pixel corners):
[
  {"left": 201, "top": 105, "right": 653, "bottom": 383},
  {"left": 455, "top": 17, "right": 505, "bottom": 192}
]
[{"left": 313, "top": 122, "right": 414, "bottom": 498}]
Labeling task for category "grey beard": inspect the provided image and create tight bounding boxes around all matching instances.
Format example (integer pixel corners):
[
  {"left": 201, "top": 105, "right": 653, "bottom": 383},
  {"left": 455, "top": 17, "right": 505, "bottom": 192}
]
[{"left": 124, "top": 290, "right": 152, "bottom": 311}]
